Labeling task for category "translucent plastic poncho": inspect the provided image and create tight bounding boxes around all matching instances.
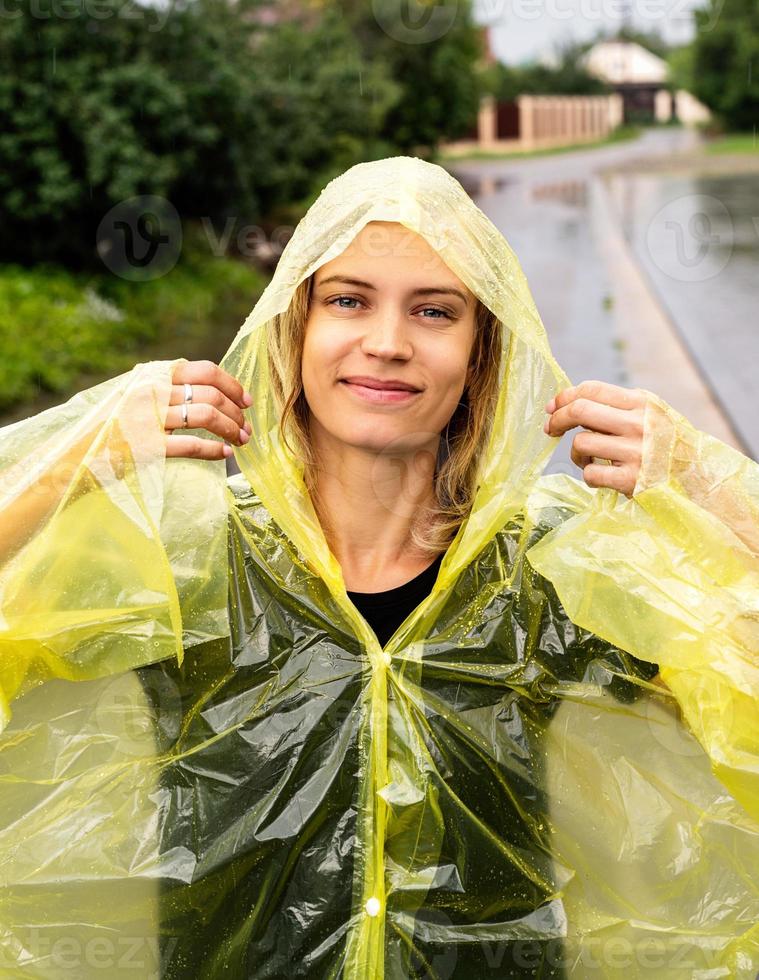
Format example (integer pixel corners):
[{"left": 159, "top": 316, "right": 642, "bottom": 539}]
[{"left": 1, "top": 156, "right": 757, "bottom": 979}]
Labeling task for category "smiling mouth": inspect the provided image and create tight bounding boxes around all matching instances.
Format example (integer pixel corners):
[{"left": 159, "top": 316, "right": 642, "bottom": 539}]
[{"left": 339, "top": 380, "right": 422, "bottom": 403}]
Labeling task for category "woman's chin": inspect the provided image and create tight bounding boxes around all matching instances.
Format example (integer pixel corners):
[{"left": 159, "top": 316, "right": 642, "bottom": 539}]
[{"left": 335, "top": 427, "right": 439, "bottom": 459}]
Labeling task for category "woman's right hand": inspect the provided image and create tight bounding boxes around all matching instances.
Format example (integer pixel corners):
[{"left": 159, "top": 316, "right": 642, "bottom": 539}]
[{"left": 166, "top": 360, "right": 253, "bottom": 460}]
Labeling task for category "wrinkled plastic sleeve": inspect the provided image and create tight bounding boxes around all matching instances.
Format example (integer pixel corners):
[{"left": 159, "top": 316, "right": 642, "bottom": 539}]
[
  {"left": 526, "top": 391, "right": 759, "bottom": 823},
  {"left": 0, "top": 359, "right": 230, "bottom": 733}
]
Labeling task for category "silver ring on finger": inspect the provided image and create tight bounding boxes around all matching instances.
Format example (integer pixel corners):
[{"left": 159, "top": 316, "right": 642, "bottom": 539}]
[
  {"left": 181, "top": 402, "right": 189, "bottom": 428},
  {"left": 183, "top": 383, "right": 193, "bottom": 403}
]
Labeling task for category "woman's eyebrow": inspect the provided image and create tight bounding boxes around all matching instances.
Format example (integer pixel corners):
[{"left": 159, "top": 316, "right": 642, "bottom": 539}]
[{"left": 315, "top": 275, "right": 469, "bottom": 306}]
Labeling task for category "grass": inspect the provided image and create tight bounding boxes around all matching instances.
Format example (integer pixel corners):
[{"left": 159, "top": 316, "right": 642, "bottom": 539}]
[
  {"left": 436, "top": 125, "right": 642, "bottom": 163},
  {"left": 703, "top": 132, "right": 759, "bottom": 154},
  {"left": 0, "top": 222, "right": 268, "bottom": 421}
]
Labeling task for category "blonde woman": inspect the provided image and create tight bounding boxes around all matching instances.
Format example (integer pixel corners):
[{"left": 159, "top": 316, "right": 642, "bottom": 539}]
[{"left": 0, "top": 157, "right": 757, "bottom": 979}]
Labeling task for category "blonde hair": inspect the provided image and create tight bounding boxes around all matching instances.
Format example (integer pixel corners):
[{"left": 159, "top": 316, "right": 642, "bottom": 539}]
[{"left": 267, "top": 275, "right": 503, "bottom": 558}]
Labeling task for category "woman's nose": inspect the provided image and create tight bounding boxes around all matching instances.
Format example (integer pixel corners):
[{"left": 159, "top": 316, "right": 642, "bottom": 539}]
[{"left": 359, "top": 314, "right": 412, "bottom": 359}]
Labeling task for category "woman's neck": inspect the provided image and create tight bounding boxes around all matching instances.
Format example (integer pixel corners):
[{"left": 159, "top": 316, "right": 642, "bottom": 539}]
[{"left": 307, "top": 440, "right": 439, "bottom": 592}]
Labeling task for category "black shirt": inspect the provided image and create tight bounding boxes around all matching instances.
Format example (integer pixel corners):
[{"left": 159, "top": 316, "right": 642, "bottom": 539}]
[{"left": 346, "top": 552, "right": 445, "bottom": 648}]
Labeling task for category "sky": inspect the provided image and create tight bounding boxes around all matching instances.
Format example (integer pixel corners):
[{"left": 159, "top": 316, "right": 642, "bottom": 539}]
[{"left": 473, "top": 0, "right": 704, "bottom": 65}]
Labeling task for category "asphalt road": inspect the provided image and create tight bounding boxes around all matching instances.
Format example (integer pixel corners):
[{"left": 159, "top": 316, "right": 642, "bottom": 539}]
[{"left": 446, "top": 128, "right": 757, "bottom": 476}]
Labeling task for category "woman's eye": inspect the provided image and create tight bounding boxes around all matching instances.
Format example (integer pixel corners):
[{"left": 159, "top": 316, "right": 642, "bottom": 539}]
[
  {"left": 327, "top": 297, "right": 452, "bottom": 320},
  {"left": 330, "top": 296, "right": 362, "bottom": 309}
]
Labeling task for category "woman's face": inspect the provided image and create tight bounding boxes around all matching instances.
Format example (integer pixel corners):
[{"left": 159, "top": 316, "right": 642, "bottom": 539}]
[{"left": 301, "top": 221, "right": 477, "bottom": 460}]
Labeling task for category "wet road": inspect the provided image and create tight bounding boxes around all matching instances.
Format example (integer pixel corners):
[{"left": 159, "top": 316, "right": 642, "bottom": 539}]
[
  {"left": 446, "top": 129, "right": 759, "bottom": 475},
  {"left": 604, "top": 169, "right": 759, "bottom": 460}
]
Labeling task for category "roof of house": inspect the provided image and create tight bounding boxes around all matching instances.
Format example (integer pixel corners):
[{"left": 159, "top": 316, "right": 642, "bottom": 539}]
[{"left": 580, "top": 40, "right": 668, "bottom": 84}]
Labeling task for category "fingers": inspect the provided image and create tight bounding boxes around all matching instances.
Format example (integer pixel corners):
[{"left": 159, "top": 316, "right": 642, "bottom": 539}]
[
  {"left": 545, "top": 380, "right": 646, "bottom": 416},
  {"left": 165, "top": 362, "right": 253, "bottom": 458},
  {"left": 581, "top": 461, "right": 637, "bottom": 497},
  {"left": 169, "top": 383, "right": 248, "bottom": 431},
  {"left": 172, "top": 359, "right": 252, "bottom": 410},
  {"left": 545, "top": 394, "right": 644, "bottom": 439},
  {"left": 165, "top": 402, "right": 250, "bottom": 446},
  {"left": 569, "top": 431, "right": 641, "bottom": 468},
  {"left": 544, "top": 381, "right": 647, "bottom": 498},
  {"left": 569, "top": 436, "right": 639, "bottom": 496},
  {"left": 166, "top": 434, "right": 233, "bottom": 461}
]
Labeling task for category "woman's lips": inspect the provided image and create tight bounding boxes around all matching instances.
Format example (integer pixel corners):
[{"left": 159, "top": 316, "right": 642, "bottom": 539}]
[{"left": 339, "top": 380, "right": 421, "bottom": 404}]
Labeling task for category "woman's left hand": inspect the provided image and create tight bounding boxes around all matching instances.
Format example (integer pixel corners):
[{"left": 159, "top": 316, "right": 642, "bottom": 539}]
[{"left": 543, "top": 380, "right": 650, "bottom": 498}]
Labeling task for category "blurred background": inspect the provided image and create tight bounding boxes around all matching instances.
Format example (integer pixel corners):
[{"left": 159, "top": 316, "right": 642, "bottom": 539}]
[{"left": 1, "top": 0, "right": 757, "bottom": 474}]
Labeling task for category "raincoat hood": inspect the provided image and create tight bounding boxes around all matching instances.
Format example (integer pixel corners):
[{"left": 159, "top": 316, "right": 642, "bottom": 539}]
[
  {"left": 218, "top": 155, "right": 570, "bottom": 598},
  {"left": 1, "top": 155, "right": 758, "bottom": 979}
]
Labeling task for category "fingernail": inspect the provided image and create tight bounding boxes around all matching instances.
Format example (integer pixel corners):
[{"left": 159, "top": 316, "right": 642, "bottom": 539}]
[
  {"left": 243, "top": 392, "right": 253, "bottom": 406},
  {"left": 543, "top": 419, "right": 550, "bottom": 433},
  {"left": 222, "top": 444, "right": 233, "bottom": 457},
  {"left": 239, "top": 428, "right": 249, "bottom": 444},
  {"left": 243, "top": 421, "right": 252, "bottom": 435}
]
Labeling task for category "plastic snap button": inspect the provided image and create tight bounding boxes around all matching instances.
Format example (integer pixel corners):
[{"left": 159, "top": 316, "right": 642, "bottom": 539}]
[{"left": 365, "top": 896, "right": 381, "bottom": 917}]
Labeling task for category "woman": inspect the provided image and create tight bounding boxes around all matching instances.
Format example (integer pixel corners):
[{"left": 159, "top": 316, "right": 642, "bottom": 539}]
[{"left": 0, "top": 156, "right": 757, "bottom": 979}]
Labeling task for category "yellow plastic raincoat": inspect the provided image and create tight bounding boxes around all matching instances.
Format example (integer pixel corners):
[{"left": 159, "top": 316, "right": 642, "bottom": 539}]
[{"left": 1, "top": 156, "right": 757, "bottom": 979}]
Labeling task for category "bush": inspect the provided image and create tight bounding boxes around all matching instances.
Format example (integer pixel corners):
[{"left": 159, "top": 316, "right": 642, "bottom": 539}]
[
  {"left": 0, "top": 223, "right": 267, "bottom": 412},
  {"left": 0, "top": 0, "right": 485, "bottom": 267},
  {"left": 689, "top": 0, "right": 759, "bottom": 131}
]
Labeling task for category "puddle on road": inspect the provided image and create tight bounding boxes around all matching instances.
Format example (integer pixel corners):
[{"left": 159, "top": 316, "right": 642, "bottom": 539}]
[
  {"left": 604, "top": 169, "right": 759, "bottom": 460},
  {"left": 530, "top": 180, "right": 588, "bottom": 207}
]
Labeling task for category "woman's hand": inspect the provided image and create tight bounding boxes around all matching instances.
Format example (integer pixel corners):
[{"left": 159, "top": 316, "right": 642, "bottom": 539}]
[
  {"left": 543, "top": 380, "right": 649, "bottom": 497},
  {"left": 167, "top": 360, "right": 253, "bottom": 460}
]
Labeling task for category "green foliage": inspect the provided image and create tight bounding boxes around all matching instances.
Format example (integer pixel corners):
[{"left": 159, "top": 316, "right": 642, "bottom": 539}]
[
  {"left": 666, "top": 44, "right": 697, "bottom": 92},
  {"left": 0, "top": 0, "right": 196, "bottom": 266},
  {"left": 0, "top": 0, "right": 485, "bottom": 267},
  {"left": 377, "top": 5, "right": 483, "bottom": 150},
  {"left": 0, "top": 225, "right": 267, "bottom": 412},
  {"left": 485, "top": 39, "right": 612, "bottom": 100},
  {"left": 245, "top": 6, "right": 401, "bottom": 202},
  {"left": 319, "top": 0, "right": 486, "bottom": 152},
  {"left": 0, "top": 0, "right": 487, "bottom": 412},
  {"left": 612, "top": 25, "right": 673, "bottom": 61},
  {"left": 689, "top": 0, "right": 759, "bottom": 130},
  {"left": 704, "top": 132, "right": 759, "bottom": 152}
]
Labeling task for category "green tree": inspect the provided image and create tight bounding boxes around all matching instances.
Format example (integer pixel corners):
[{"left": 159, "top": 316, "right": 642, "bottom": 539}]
[
  {"left": 0, "top": 0, "right": 485, "bottom": 267},
  {"left": 0, "top": 0, "right": 397, "bottom": 266},
  {"left": 485, "top": 38, "right": 611, "bottom": 100},
  {"left": 0, "top": 0, "right": 197, "bottom": 265},
  {"left": 243, "top": 6, "right": 399, "bottom": 208},
  {"left": 689, "top": 0, "right": 759, "bottom": 130},
  {"left": 332, "top": 0, "right": 485, "bottom": 153}
]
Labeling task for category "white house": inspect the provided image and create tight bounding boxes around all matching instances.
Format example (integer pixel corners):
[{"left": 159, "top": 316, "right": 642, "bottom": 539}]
[{"left": 579, "top": 39, "right": 711, "bottom": 126}]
